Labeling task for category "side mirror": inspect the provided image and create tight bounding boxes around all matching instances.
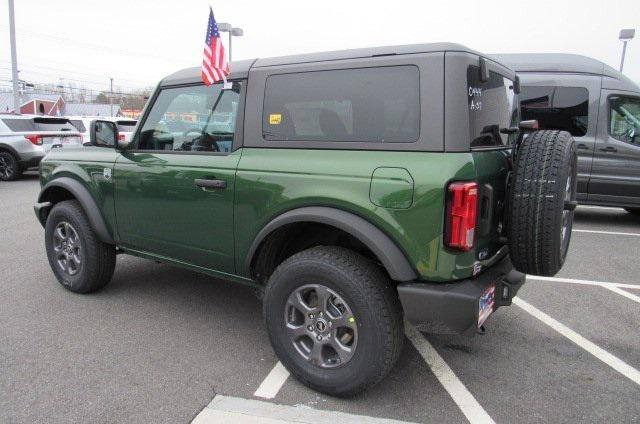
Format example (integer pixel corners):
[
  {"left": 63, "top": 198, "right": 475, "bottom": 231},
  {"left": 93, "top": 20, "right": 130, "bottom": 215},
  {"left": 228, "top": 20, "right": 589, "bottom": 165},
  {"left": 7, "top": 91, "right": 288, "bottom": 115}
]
[{"left": 90, "top": 120, "right": 118, "bottom": 148}]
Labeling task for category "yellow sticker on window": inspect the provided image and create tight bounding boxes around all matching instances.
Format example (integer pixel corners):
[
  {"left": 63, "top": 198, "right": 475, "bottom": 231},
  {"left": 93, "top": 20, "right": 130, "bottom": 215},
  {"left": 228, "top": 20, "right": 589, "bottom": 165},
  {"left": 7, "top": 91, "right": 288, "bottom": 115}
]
[{"left": 269, "top": 113, "right": 282, "bottom": 125}]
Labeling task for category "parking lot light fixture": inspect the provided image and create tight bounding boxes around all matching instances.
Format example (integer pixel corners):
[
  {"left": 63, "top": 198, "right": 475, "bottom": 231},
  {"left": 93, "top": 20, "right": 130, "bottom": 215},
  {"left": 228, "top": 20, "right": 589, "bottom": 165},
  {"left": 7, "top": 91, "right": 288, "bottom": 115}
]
[
  {"left": 217, "top": 22, "right": 243, "bottom": 62},
  {"left": 619, "top": 29, "right": 635, "bottom": 72}
]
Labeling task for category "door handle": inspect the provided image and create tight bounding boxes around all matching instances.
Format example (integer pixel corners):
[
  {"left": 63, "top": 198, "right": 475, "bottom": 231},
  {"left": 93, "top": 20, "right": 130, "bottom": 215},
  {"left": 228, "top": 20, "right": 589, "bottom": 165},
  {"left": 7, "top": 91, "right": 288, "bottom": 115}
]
[
  {"left": 576, "top": 143, "right": 589, "bottom": 150},
  {"left": 194, "top": 178, "right": 227, "bottom": 190},
  {"left": 598, "top": 146, "right": 618, "bottom": 153}
]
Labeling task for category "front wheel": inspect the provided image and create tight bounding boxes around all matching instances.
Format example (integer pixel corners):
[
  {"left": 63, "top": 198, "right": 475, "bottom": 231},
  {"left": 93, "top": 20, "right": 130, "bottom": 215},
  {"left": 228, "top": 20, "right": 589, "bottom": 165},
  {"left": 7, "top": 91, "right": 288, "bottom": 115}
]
[
  {"left": 263, "top": 246, "right": 403, "bottom": 397},
  {"left": 45, "top": 200, "right": 116, "bottom": 293}
]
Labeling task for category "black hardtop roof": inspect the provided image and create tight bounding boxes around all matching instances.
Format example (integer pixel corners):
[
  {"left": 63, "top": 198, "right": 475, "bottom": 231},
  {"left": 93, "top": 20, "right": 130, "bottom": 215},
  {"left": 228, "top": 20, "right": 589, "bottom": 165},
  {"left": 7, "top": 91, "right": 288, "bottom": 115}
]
[
  {"left": 161, "top": 42, "right": 500, "bottom": 86},
  {"left": 492, "top": 53, "right": 640, "bottom": 92}
]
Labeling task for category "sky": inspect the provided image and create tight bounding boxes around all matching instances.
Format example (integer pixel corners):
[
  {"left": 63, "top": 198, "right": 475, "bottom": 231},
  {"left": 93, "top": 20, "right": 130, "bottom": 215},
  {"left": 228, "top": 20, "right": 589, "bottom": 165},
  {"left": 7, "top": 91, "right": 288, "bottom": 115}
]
[{"left": 0, "top": 0, "right": 639, "bottom": 94}]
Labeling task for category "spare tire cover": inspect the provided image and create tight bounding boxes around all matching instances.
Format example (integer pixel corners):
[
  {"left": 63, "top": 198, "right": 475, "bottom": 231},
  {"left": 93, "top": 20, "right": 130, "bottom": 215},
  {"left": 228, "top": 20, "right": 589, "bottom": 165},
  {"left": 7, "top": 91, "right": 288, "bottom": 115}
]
[{"left": 507, "top": 130, "right": 577, "bottom": 276}]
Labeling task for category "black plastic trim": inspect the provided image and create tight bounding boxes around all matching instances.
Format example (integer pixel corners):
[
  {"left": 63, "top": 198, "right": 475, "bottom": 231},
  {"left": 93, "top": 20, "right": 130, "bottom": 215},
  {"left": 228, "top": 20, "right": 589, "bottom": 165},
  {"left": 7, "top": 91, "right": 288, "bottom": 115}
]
[
  {"left": 36, "top": 177, "right": 115, "bottom": 244},
  {"left": 245, "top": 206, "right": 418, "bottom": 282},
  {"left": 398, "top": 255, "right": 524, "bottom": 335}
]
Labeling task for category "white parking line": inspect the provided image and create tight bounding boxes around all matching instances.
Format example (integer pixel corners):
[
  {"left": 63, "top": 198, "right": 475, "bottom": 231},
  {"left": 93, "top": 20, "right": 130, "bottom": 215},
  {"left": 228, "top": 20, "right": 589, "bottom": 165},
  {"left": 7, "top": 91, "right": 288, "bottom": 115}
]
[
  {"left": 192, "top": 395, "right": 418, "bottom": 423},
  {"left": 254, "top": 361, "right": 290, "bottom": 399},
  {"left": 602, "top": 285, "right": 640, "bottom": 304},
  {"left": 527, "top": 275, "right": 640, "bottom": 290},
  {"left": 573, "top": 229, "right": 640, "bottom": 237},
  {"left": 405, "top": 322, "right": 495, "bottom": 424},
  {"left": 513, "top": 297, "right": 640, "bottom": 386}
]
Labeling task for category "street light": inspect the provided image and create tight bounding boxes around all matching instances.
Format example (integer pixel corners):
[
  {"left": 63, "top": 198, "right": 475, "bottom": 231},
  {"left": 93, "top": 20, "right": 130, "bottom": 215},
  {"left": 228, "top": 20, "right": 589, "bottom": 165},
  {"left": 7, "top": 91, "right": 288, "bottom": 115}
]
[
  {"left": 619, "top": 29, "right": 635, "bottom": 72},
  {"left": 217, "top": 22, "right": 243, "bottom": 62}
]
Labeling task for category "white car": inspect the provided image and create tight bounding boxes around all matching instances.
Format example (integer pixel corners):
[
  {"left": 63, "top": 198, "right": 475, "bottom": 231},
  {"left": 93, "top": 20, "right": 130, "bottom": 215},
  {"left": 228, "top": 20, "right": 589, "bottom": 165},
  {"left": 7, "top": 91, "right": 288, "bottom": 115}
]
[
  {"left": 0, "top": 114, "right": 82, "bottom": 180},
  {"left": 67, "top": 116, "right": 137, "bottom": 145}
]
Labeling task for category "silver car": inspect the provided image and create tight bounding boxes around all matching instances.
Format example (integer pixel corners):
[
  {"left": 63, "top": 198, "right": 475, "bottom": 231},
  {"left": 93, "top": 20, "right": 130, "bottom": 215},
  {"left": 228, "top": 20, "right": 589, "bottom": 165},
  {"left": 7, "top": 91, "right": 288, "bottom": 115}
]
[{"left": 0, "top": 115, "right": 82, "bottom": 181}]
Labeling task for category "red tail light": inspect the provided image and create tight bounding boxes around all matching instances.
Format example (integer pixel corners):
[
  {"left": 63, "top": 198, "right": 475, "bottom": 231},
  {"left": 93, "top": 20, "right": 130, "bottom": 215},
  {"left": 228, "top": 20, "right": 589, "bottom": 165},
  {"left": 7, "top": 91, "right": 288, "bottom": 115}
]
[
  {"left": 118, "top": 134, "right": 125, "bottom": 141},
  {"left": 26, "top": 134, "right": 43, "bottom": 145},
  {"left": 446, "top": 182, "right": 478, "bottom": 251}
]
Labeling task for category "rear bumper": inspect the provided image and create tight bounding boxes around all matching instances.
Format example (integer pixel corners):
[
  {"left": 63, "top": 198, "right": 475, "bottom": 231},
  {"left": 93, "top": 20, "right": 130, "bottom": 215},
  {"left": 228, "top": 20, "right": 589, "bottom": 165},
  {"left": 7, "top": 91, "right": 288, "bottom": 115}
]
[
  {"left": 398, "top": 255, "right": 525, "bottom": 335},
  {"left": 19, "top": 154, "right": 43, "bottom": 169}
]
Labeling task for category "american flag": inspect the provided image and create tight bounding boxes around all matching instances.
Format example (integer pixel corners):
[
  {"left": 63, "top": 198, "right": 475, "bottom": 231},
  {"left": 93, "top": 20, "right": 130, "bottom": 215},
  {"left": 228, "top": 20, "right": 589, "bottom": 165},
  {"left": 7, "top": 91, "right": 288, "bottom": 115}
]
[{"left": 201, "top": 8, "right": 229, "bottom": 86}]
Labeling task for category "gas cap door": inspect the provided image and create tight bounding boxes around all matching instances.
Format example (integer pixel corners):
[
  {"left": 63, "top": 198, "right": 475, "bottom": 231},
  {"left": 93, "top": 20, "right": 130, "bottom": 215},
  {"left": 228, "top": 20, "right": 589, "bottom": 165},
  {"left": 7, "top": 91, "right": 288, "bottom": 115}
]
[{"left": 369, "top": 167, "right": 414, "bottom": 209}]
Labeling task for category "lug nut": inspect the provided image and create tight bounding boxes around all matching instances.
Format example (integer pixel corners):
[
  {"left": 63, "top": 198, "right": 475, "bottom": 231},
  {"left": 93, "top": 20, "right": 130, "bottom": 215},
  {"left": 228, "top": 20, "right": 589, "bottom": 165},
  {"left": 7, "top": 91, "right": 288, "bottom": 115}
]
[
  {"left": 307, "top": 325, "right": 313, "bottom": 331},
  {"left": 316, "top": 335, "right": 322, "bottom": 341},
  {"left": 309, "top": 314, "right": 314, "bottom": 319}
]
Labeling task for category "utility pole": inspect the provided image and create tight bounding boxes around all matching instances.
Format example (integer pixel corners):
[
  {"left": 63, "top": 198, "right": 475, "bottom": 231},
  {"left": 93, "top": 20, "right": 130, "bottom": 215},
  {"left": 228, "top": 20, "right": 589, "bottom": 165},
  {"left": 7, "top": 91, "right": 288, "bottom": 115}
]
[
  {"left": 109, "top": 77, "right": 114, "bottom": 116},
  {"left": 8, "top": 0, "right": 21, "bottom": 114}
]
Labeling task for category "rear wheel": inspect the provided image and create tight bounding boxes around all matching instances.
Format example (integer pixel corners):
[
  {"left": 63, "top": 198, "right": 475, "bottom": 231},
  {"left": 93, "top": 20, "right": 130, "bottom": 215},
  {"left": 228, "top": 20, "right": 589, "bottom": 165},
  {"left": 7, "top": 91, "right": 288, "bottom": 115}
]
[
  {"left": 508, "top": 130, "right": 577, "bottom": 276},
  {"left": 0, "top": 151, "right": 22, "bottom": 181},
  {"left": 45, "top": 200, "right": 116, "bottom": 293},
  {"left": 263, "top": 246, "right": 403, "bottom": 397}
]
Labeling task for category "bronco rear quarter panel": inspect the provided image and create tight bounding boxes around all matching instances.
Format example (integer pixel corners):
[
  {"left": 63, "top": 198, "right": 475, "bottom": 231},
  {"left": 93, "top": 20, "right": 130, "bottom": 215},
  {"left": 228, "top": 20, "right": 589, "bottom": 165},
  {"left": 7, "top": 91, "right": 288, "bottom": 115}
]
[{"left": 234, "top": 149, "right": 478, "bottom": 281}]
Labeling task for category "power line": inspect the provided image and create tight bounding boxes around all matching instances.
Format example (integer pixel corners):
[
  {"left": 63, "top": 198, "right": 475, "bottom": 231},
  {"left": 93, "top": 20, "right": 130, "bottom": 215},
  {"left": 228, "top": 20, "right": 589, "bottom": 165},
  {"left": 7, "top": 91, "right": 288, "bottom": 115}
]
[
  {"left": 0, "top": 81, "right": 148, "bottom": 97},
  {"left": 0, "top": 61, "right": 151, "bottom": 86},
  {"left": 0, "top": 67, "right": 150, "bottom": 91},
  {"left": 0, "top": 25, "right": 183, "bottom": 63}
]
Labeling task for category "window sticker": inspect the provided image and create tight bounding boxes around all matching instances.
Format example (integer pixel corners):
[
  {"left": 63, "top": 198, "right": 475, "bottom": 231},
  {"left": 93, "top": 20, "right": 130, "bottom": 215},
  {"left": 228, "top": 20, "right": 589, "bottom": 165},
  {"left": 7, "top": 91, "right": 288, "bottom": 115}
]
[{"left": 269, "top": 113, "right": 282, "bottom": 125}]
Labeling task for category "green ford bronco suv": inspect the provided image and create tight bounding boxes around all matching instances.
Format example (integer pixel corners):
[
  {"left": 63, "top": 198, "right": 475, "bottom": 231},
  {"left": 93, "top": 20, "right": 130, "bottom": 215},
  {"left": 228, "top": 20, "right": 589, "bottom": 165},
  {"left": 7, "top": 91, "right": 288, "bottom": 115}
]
[{"left": 35, "top": 43, "right": 577, "bottom": 396}]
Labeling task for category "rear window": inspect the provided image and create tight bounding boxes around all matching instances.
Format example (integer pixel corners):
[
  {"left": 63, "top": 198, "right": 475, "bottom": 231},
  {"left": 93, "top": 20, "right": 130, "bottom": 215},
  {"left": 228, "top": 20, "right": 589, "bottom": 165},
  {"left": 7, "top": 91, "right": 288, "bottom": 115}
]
[
  {"left": 69, "top": 120, "right": 86, "bottom": 132},
  {"left": 2, "top": 118, "right": 36, "bottom": 132},
  {"left": 467, "top": 65, "right": 519, "bottom": 148},
  {"left": 32, "top": 117, "right": 77, "bottom": 132},
  {"left": 519, "top": 86, "right": 588, "bottom": 137},
  {"left": 263, "top": 66, "right": 420, "bottom": 143},
  {"left": 116, "top": 120, "right": 137, "bottom": 132}
]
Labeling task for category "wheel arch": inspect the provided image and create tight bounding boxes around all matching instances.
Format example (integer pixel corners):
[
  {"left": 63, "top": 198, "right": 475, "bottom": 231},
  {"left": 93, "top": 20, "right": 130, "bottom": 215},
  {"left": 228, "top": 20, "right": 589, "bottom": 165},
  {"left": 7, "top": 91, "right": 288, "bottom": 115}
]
[
  {"left": 246, "top": 206, "right": 418, "bottom": 282},
  {"left": 36, "top": 177, "right": 115, "bottom": 244}
]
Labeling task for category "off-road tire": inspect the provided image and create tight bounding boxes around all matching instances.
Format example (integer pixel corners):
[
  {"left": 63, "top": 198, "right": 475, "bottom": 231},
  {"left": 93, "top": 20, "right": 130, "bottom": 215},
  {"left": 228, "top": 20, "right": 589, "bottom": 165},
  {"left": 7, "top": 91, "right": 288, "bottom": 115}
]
[
  {"left": 0, "top": 151, "right": 22, "bottom": 181},
  {"left": 263, "top": 246, "right": 403, "bottom": 397},
  {"left": 508, "top": 130, "right": 577, "bottom": 276},
  {"left": 45, "top": 200, "right": 116, "bottom": 293}
]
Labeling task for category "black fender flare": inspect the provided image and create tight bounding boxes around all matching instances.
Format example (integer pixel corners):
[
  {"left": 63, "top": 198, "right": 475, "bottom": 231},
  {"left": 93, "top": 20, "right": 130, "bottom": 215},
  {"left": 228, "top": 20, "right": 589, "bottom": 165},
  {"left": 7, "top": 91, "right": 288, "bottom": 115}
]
[
  {"left": 36, "top": 177, "right": 115, "bottom": 244},
  {"left": 245, "top": 206, "right": 418, "bottom": 282}
]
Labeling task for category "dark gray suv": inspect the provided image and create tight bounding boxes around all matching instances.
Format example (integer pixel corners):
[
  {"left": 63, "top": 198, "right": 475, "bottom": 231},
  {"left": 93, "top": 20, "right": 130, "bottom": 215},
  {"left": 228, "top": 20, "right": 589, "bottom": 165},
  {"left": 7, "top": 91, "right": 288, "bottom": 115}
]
[{"left": 493, "top": 53, "right": 640, "bottom": 214}]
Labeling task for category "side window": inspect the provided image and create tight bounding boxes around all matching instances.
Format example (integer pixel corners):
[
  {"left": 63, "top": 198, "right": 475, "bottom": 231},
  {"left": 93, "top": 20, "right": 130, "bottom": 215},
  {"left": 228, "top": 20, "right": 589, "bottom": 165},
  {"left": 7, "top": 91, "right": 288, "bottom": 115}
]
[
  {"left": 137, "top": 82, "right": 242, "bottom": 153},
  {"left": 609, "top": 96, "right": 640, "bottom": 146},
  {"left": 519, "top": 86, "right": 589, "bottom": 137},
  {"left": 263, "top": 66, "right": 420, "bottom": 143},
  {"left": 467, "top": 66, "right": 519, "bottom": 148}
]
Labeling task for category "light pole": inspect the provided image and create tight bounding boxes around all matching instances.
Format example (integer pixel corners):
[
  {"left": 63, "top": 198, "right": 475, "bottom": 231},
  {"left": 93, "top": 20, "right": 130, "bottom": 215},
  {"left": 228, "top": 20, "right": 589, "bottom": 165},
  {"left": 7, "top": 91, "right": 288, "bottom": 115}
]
[
  {"left": 619, "top": 29, "right": 635, "bottom": 73},
  {"left": 8, "top": 0, "right": 20, "bottom": 114},
  {"left": 109, "top": 77, "right": 114, "bottom": 116},
  {"left": 217, "top": 22, "right": 243, "bottom": 62}
]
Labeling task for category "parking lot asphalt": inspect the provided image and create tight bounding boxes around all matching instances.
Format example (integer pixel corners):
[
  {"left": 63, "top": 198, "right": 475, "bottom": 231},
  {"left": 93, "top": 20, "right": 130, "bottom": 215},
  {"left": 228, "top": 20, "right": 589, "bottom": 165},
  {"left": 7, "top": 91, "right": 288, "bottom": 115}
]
[{"left": 1, "top": 173, "right": 639, "bottom": 423}]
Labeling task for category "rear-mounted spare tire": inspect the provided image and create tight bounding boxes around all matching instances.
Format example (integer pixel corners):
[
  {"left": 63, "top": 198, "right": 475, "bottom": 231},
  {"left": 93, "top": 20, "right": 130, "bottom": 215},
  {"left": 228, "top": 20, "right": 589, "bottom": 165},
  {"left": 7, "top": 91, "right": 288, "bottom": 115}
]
[{"left": 507, "top": 130, "right": 577, "bottom": 276}]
